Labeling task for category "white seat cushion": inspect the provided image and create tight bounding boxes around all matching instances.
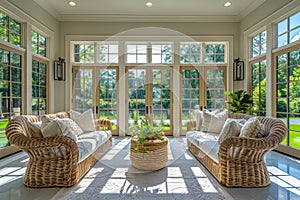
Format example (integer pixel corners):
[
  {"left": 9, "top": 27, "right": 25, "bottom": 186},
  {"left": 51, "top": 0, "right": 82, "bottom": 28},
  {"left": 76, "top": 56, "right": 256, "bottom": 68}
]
[
  {"left": 77, "top": 130, "right": 111, "bottom": 162},
  {"left": 186, "top": 131, "right": 219, "bottom": 163}
]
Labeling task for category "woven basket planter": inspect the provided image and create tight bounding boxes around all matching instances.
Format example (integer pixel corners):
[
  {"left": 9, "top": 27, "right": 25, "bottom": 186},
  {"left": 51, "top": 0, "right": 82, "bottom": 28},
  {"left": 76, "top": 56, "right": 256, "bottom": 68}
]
[{"left": 130, "top": 136, "right": 168, "bottom": 171}]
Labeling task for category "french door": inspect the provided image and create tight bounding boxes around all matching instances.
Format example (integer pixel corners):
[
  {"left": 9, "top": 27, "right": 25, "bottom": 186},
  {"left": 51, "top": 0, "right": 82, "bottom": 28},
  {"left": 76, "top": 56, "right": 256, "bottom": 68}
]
[
  {"left": 126, "top": 67, "right": 172, "bottom": 135},
  {"left": 181, "top": 66, "right": 227, "bottom": 133},
  {"left": 72, "top": 66, "right": 118, "bottom": 134}
]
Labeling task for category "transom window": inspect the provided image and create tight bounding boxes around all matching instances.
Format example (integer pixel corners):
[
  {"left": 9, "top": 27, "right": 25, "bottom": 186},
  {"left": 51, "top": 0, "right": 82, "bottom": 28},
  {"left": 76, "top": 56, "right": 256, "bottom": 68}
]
[
  {"left": 126, "top": 44, "right": 147, "bottom": 63},
  {"left": 98, "top": 43, "right": 118, "bottom": 64},
  {"left": 0, "top": 12, "right": 21, "bottom": 47},
  {"left": 180, "top": 43, "right": 201, "bottom": 64},
  {"left": 205, "top": 44, "right": 225, "bottom": 63},
  {"left": 151, "top": 44, "right": 173, "bottom": 64},
  {"left": 252, "top": 31, "right": 266, "bottom": 57},
  {"left": 74, "top": 43, "right": 94, "bottom": 63},
  {"left": 32, "top": 31, "right": 46, "bottom": 57},
  {"left": 277, "top": 11, "right": 300, "bottom": 48}
]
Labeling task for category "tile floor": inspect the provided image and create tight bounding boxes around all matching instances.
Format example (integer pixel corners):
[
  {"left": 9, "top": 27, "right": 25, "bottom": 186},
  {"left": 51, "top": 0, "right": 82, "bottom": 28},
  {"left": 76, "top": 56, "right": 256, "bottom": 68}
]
[{"left": 0, "top": 137, "right": 300, "bottom": 200}]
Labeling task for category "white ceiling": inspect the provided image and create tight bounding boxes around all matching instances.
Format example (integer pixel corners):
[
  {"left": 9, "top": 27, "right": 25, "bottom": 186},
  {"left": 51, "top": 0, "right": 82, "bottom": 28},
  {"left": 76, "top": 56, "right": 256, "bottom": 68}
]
[{"left": 31, "top": 0, "right": 267, "bottom": 22}]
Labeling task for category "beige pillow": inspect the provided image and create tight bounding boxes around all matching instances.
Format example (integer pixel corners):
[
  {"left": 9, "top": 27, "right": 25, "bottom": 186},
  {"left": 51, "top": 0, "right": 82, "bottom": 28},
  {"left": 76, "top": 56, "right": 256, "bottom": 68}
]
[
  {"left": 240, "top": 117, "right": 265, "bottom": 138},
  {"left": 218, "top": 119, "right": 247, "bottom": 144},
  {"left": 27, "top": 122, "right": 43, "bottom": 138},
  {"left": 201, "top": 109, "right": 228, "bottom": 133},
  {"left": 70, "top": 109, "right": 96, "bottom": 132},
  {"left": 192, "top": 109, "right": 203, "bottom": 131},
  {"left": 60, "top": 118, "right": 84, "bottom": 136},
  {"left": 41, "top": 116, "right": 77, "bottom": 141}
]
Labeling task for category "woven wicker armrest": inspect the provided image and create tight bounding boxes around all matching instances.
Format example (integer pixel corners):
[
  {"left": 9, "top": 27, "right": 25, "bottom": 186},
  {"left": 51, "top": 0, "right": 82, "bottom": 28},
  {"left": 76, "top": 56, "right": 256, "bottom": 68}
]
[{"left": 94, "top": 119, "right": 112, "bottom": 130}]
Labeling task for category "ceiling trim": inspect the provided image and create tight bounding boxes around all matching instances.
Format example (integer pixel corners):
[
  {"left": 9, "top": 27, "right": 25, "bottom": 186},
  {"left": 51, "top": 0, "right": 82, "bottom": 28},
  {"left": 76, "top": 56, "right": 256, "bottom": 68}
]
[
  {"left": 238, "top": 0, "right": 267, "bottom": 19},
  {"left": 33, "top": 0, "right": 61, "bottom": 19},
  {"left": 58, "top": 14, "right": 241, "bottom": 23}
]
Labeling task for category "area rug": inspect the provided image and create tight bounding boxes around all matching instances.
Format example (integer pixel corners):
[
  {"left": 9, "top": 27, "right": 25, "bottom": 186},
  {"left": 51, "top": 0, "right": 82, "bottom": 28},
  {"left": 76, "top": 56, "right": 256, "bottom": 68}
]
[{"left": 52, "top": 137, "right": 231, "bottom": 200}]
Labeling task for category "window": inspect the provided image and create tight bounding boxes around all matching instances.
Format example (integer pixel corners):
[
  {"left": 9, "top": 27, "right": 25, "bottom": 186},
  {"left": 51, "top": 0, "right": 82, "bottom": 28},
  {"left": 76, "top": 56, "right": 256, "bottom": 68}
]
[
  {"left": 74, "top": 44, "right": 94, "bottom": 63},
  {"left": 126, "top": 44, "right": 147, "bottom": 63},
  {"left": 251, "top": 31, "right": 266, "bottom": 57},
  {"left": 151, "top": 44, "right": 173, "bottom": 64},
  {"left": 0, "top": 12, "right": 21, "bottom": 47},
  {"left": 180, "top": 43, "right": 201, "bottom": 64},
  {"left": 32, "top": 31, "right": 46, "bottom": 57},
  {"left": 98, "top": 43, "right": 119, "bottom": 63},
  {"left": 277, "top": 12, "right": 300, "bottom": 48},
  {"left": 32, "top": 59, "right": 48, "bottom": 115},
  {"left": 275, "top": 47, "right": 300, "bottom": 149},
  {"left": 251, "top": 60, "right": 266, "bottom": 116},
  {"left": 0, "top": 48, "right": 22, "bottom": 148},
  {"left": 205, "top": 44, "right": 225, "bottom": 63}
]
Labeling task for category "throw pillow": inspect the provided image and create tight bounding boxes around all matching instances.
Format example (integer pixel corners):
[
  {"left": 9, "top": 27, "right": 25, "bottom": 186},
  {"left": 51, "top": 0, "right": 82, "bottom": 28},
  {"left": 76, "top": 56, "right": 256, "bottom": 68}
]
[
  {"left": 27, "top": 122, "right": 43, "bottom": 138},
  {"left": 240, "top": 117, "right": 265, "bottom": 138},
  {"left": 192, "top": 109, "right": 203, "bottom": 131},
  {"left": 40, "top": 116, "right": 77, "bottom": 141},
  {"left": 218, "top": 119, "right": 247, "bottom": 144},
  {"left": 60, "top": 118, "right": 84, "bottom": 136},
  {"left": 69, "top": 109, "right": 96, "bottom": 132},
  {"left": 201, "top": 109, "right": 228, "bottom": 134}
]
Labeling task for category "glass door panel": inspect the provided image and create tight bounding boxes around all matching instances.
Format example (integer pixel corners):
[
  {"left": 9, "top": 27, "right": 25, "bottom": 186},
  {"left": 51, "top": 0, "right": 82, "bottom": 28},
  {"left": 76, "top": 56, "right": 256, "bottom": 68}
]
[
  {"left": 127, "top": 69, "right": 147, "bottom": 127},
  {"left": 152, "top": 69, "right": 172, "bottom": 134},
  {"left": 206, "top": 67, "right": 226, "bottom": 109},
  {"left": 180, "top": 66, "right": 226, "bottom": 134},
  {"left": 73, "top": 68, "right": 93, "bottom": 112},
  {"left": 98, "top": 68, "right": 118, "bottom": 133},
  {"left": 126, "top": 67, "right": 172, "bottom": 135},
  {"left": 181, "top": 68, "right": 201, "bottom": 133}
]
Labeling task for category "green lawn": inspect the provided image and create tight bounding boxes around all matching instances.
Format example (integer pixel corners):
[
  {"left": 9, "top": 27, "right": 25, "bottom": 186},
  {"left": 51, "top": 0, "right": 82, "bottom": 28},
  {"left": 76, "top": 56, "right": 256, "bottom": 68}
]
[{"left": 281, "top": 124, "right": 300, "bottom": 149}]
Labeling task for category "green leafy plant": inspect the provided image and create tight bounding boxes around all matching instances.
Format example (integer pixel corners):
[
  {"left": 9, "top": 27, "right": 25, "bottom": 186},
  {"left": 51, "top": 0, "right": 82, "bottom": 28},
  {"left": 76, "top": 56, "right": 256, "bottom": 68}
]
[
  {"left": 225, "top": 90, "right": 253, "bottom": 114},
  {"left": 130, "top": 118, "right": 165, "bottom": 153}
]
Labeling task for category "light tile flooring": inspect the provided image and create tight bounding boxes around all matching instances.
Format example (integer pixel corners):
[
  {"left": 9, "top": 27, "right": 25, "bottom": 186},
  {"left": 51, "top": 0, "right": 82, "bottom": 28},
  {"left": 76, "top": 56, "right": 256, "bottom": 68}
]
[{"left": 0, "top": 137, "right": 300, "bottom": 200}]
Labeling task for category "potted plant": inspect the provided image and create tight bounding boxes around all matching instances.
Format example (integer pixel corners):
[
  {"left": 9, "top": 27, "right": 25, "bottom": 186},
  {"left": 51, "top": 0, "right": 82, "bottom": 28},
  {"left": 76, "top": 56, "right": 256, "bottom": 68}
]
[
  {"left": 130, "top": 118, "right": 165, "bottom": 153},
  {"left": 225, "top": 90, "right": 253, "bottom": 114},
  {"left": 129, "top": 117, "right": 168, "bottom": 171}
]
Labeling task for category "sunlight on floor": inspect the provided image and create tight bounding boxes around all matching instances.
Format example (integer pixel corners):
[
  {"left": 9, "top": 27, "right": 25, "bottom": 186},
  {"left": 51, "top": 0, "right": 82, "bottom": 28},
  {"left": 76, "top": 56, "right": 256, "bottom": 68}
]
[
  {"left": 268, "top": 166, "right": 300, "bottom": 196},
  {"left": 100, "top": 138, "right": 130, "bottom": 160}
]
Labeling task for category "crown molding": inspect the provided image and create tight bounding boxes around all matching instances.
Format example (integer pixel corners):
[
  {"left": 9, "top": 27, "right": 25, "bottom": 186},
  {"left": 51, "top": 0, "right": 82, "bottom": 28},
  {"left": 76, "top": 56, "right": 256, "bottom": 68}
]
[
  {"left": 58, "top": 14, "right": 241, "bottom": 23},
  {"left": 33, "top": 0, "right": 61, "bottom": 19},
  {"left": 238, "top": 0, "right": 267, "bottom": 19}
]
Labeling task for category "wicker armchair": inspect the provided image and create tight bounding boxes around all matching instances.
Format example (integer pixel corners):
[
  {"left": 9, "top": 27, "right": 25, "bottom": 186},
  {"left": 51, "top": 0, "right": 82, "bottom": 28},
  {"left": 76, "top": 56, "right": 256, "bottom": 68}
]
[
  {"left": 187, "top": 113, "right": 288, "bottom": 187},
  {"left": 5, "top": 112, "right": 112, "bottom": 188}
]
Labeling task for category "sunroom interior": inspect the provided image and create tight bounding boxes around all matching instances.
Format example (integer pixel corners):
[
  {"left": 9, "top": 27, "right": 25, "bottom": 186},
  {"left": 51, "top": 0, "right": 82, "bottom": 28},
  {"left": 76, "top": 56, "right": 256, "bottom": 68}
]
[{"left": 0, "top": 0, "right": 300, "bottom": 199}]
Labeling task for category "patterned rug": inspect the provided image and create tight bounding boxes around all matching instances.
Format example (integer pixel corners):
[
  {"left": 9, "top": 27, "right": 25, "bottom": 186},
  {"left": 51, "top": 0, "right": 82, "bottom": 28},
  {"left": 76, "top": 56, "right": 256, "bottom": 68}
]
[{"left": 52, "top": 137, "right": 231, "bottom": 200}]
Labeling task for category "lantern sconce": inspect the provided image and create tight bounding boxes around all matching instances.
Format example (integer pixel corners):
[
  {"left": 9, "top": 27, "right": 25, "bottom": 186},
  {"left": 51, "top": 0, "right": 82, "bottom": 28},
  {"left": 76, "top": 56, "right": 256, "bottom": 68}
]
[
  {"left": 233, "top": 58, "right": 244, "bottom": 81},
  {"left": 54, "top": 57, "right": 65, "bottom": 81}
]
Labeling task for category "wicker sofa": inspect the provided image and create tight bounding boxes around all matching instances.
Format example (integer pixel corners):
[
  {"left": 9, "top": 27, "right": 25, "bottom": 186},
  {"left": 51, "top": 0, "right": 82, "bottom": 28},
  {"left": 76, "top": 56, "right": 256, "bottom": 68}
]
[
  {"left": 186, "top": 113, "right": 287, "bottom": 187},
  {"left": 5, "top": 111, "right": 112, "bottom": 188}
]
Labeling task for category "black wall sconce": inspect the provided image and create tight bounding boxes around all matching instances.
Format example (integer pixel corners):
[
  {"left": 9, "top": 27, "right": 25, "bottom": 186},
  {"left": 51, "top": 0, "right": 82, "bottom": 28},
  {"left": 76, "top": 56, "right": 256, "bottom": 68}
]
[
  {"left": 233, "top": 58, "right": 244, "bottom": 81},
  {"left": 54, "top": 57, "right": 65, "bottom": 81}
]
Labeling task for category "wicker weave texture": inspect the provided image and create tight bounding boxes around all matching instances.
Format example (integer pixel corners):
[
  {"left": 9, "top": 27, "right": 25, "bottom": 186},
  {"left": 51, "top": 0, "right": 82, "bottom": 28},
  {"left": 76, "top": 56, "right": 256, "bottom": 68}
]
[
  {"left": 5, "top": 112, "right": 112, "bottom": 188},
  {"left": 187, "top": 113, "right": 288, "bottom": 187},
  {"left": 130, "top": 137, "right": 168, "bottom": 171}
]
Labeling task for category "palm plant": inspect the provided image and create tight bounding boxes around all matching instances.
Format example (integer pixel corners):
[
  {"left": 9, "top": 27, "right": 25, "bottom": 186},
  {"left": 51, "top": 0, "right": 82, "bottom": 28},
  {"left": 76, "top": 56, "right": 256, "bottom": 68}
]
[{"left": 225, "top": 90, "right": 253, "bottom": 114}]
